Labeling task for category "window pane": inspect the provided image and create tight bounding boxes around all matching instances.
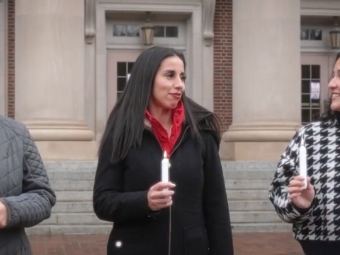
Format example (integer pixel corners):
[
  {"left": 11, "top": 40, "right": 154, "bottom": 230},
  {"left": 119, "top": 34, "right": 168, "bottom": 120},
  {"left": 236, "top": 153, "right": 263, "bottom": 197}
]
[
  {"left": 166, "top": 26, "right": 178, "bottom": 37},
  {"left": 302, "top": 94, "right": 310, "bottom": 107},
  {"left": 113, "top": 25, "right": 126, "bottom": 36},
  {"left": 128, "top": 62, "right": 134, "bottom": 73},
  {"left": 126, "top": 25, "right": 140, "bottom": 37},
  {"left": 117, "top": 92, "right": 123, "bottom": 100},
  {"left": 311, "top": 91, "right": 320, "bottom": 107},
  {"left": 117, "top": 62, "right": 126, "bottom": 76},
  {"left": 301, "top": 28, "right": 309, "bottom": 40},
  {"left": 302, "top": 109, "right": 310, "bottom": 123},
  {"left": 117, "top": 77, "right": 127, "bottom": 91},
  {"left": 302, "top": 80, "right": 310, "bottom": 93},
  {"left": 312, "top": 109, "right": 320, "bottom": 121},
  {"left": 154, "top": 26, "right": 165, "bottom": 37},
  {"left": 310, "top": 29, "right": 322, "bottom": 40},
  {"left": 301, "top": 65, "right": 310, "bottom": 79},
  {"left": 311, "top": 65, "right": 320, "bottom": 79}
]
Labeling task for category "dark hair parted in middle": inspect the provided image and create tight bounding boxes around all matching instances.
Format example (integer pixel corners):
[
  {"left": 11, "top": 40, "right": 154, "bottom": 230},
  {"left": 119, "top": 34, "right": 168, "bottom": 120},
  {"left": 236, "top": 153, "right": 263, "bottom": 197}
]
[{"left": 99, "top": 46, "right": 220, "bottom": 161}]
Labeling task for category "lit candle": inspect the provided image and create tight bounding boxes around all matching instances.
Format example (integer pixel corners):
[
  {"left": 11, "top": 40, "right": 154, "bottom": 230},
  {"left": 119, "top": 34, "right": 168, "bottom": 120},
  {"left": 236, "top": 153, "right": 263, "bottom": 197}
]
[
  {"left": 299, "top": 139, "right": 307, "bottom": 189},
  {"left": 161, "top": 151, "right": 169, "bottom": 183}
]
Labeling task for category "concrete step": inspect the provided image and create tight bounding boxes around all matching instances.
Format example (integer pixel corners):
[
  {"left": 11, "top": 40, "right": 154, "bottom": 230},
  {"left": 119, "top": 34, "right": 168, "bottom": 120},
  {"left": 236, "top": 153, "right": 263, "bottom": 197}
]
[
  {"left": 221, "top": 161, "right": 277, "bottom": 171},
  {"left": 27, "top": 222, "right": 290, "bottom": 235},
  {"left": 51, "top": 180, "right": 272, "bottom": 192},
  {"left": 50, "top": 181, "right": 94, "bottom": 191},
  {"left": 228, "top": 200, "right": 274, "bottom": 211},
  {"left": 230, "top": 211, "right": 281, "bottom": 223},
  {"left": 26, "top": 225, "right": 112, "bottom": 235},
  {"left": 231, "top": 223, "right": 291, "bottom": 233},
  {"left": 55, "top": 190, "right": 269, "bottom": 202},
  {"left": 51, "top": 180, "right": 271, "bottom": 191},
  {"left": 52, "top": 202, "right": 94, "bottom": 213},
  {"left": 47, "top": 170, "right": 95, "bottom": 181},
  {"left": 40, "top": 213, "right": 108, "bottom": 225},
  {"left": 45, "top": 161, "right": 278, "bottom": 181},
  {"left": 51, "top": 181, "right": 271, "bottom": 192},
  {"left": 225, "top": 180, "right": 271, "bottom": 190},
  {"left": 227, "top": 190, "right": 268, "bottom": 200},
  {"left": 51, "top": 200, "right": 274, "bottom": 213},
  {"left": 40, "top": 211, "right": 281, "bottom": 226},
  {"left": 55, "top": 191, "right": 93, "bottom": 202}
]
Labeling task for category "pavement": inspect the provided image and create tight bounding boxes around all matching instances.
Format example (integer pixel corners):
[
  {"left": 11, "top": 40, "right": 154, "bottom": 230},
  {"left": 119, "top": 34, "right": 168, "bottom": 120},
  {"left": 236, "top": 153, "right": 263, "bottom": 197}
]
[{"left": 28, "top": 232, "right": 302, "bottom": 255}]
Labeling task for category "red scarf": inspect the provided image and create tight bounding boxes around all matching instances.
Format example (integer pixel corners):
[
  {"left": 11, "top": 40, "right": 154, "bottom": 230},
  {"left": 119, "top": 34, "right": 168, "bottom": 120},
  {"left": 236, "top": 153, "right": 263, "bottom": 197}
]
[{"left": 145, "top": 101, "right": 185, "bottom": 157}]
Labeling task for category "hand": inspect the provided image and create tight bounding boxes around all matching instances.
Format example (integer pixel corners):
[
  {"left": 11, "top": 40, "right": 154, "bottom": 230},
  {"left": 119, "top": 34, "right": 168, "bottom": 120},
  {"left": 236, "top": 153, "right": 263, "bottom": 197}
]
[
  {"left": 288, "top": 176, "right": 315, "bottom": 209},
  {"left": 147, "top": 182, "right": 175, "bottom": 211},
  {"left": 0, "top": 201, "right": 8, "bottom": 228}
]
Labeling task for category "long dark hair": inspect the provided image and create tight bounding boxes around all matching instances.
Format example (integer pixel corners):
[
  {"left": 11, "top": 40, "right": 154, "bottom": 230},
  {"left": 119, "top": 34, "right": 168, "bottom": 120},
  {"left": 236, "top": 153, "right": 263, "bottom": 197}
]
[
  {"left": 320, "top": 52, "right": 340, "bottom": 122},
  {"left": 99, "top": 46, "right": 220, "bottom": 160}
]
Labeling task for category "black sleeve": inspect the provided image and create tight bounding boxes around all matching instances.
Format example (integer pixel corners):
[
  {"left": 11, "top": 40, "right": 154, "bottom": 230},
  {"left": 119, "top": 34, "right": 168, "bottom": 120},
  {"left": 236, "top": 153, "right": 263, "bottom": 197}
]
[
  {"left": 202, "top": 132, "right": 234, "bottom": 255},
  {"left": 92, "top": 138, "right": 151, "bottom": 224}
]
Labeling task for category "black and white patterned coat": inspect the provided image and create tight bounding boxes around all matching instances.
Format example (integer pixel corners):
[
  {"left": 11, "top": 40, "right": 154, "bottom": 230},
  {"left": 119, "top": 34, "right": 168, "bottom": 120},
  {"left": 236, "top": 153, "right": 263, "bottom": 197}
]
[
  {"left": 269, "top": 119, "right": 340, "bottom": 241},
  {"left": 0, "top": 115, "right": 56, "bottom": 255}
]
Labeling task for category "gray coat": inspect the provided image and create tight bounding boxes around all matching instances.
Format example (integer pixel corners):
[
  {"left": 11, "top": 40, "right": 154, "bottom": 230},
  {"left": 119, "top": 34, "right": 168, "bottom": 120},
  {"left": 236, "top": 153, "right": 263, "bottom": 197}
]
[{"left": 0, "top": 115, "right": 56, "bottom": 255}]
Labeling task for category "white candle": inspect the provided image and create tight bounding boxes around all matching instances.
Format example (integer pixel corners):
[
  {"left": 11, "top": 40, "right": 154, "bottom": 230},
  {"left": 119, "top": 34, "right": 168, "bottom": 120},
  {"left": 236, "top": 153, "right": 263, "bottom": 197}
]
[
  {"left": 161, "top": 151, "right": 169, "bottom": 183},
  {"left": 299, "top": 139, "right": 307, "bottom": 189}
]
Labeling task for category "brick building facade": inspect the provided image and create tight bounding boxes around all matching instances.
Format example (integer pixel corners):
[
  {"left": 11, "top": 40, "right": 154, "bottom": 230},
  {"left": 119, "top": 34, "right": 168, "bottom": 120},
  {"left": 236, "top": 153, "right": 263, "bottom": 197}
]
[{"left": 1, "top": 0, "right": 339, "bottom": 161}]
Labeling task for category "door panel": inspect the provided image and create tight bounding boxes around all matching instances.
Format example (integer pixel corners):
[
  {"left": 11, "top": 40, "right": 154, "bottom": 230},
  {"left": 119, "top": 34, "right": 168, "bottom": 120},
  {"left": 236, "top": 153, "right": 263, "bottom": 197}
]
[
  {"left": 107, "top": 50, "right": 141, "bottom": 114},
  {"left": 300, "top": 54, "right": 335, "bottom": 124}
]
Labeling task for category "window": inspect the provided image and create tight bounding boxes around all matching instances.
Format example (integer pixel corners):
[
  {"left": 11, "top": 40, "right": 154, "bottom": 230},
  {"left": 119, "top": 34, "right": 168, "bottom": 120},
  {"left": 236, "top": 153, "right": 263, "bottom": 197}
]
[
  {"left": 113, "top": 25, "right": 140, "bottom": 37},
  {"left": 117, "top": 62, "right": 134, "bottom": 99},
  {"left": 301, "top": 65, "right": 321, "bottom": 124},
  {"left": 300, "top": 28, "right": 322, "bottom": 41},
  {"left": 154, "top": 26, "right": 179, "bottom": 38}
]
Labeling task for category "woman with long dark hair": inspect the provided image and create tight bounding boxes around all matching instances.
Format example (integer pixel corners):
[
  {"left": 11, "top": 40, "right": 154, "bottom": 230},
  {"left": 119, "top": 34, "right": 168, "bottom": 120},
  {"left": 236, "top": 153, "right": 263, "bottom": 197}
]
[
  {"left": 93, "top": 46, "right": 233, "bottom": 255},
  {"left": 269, "top": 52, "right": 340, "bottom": 255}
]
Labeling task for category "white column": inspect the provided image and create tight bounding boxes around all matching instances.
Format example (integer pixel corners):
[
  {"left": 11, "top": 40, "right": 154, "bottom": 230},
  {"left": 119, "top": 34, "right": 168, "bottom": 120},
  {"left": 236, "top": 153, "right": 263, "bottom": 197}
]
[
  {"left": 220, "top": 0, "right": 301, "bottom": 161},
  {"left": 0, "top": 0, "right": 6, "bottom": 116},
  {"left": 15, "top": 0, "right": 97, "bottom": 160}
]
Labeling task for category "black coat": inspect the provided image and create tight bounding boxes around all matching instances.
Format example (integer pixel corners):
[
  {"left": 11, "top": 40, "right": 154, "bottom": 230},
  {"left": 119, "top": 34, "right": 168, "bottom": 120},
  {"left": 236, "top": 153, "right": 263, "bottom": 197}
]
[{"left": 93, "top": 118, "right": 234, "bottom": 255}]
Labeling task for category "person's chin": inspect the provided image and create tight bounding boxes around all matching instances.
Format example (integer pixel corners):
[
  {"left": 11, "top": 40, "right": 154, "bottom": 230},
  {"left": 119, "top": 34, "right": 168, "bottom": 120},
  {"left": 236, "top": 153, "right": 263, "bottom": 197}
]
[{"left": 331, "top": 100, "right": 340, "bottom": 112}]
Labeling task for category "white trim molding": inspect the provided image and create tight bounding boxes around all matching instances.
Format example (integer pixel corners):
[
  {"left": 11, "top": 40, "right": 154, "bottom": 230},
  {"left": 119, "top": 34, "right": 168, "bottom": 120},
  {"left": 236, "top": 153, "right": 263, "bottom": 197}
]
[
  {"left": 85, "top": 0, "right": 96, "bottom": 44},
  {"left": 95, "top": 0, "right": 214, "bottom": 140},
  {"left": 301, "top": 0, "right": 340, "bottom": 16},
  {"left": 202, "top": 0, "right": 215, "bottom": 46}
]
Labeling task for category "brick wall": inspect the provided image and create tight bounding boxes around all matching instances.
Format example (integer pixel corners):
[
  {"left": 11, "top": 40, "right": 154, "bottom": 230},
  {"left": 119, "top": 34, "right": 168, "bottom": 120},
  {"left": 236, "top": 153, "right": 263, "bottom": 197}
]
[
  {"left": 6, "top": 0, "right": 232, "bottom": 123},
  {"left": 214, "top": 0, "right": 232, "bottom": 132},
  {"left": 7, "top": 0, "right": 15, "bottom": 118}
]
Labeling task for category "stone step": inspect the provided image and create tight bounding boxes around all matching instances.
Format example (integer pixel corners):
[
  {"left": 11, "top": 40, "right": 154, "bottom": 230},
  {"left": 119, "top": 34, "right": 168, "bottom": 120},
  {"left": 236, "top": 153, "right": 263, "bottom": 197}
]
[
  {"left": 229, "top": 200, "right": 274, "bottom": 211},
  {"left": 47, "top": 170, "right": 95, "bottom": 181},
  {"left": 55, "top": 191, "right": 93, "bottom": 202},
  {"left": 45, "top": 162, "right": 97, "bottom": 171},
  {"left": 40, "top": 213, "right": 108, "bottom": 225},
  {"left": 45, "top": 161, "right": 277, "bottom": 181},
  {"left": 50, "top": 181, "right": 94, "bottom": 191},
  {"left": 227, "top": 190, "right": 268, "bottom": 200},
  {"left": 221, "top": 161, "right": 277, "bottom": 171},
  {"left": 230, "top": 211, "right": 281, "bottom": 223},
  {"left": 231, "top": 223, "right": 291, "bottom": 233},
  {"left": 225, "top": 180, "right": 271, "bottom": 190},
  {"left": 52, "top": 202, "right": 94, "bottom": 213},
  {"left": 52, "top": 200, "right": 275, "bottom": 213},
  {"left": 26, "top": 225, "right": 112, "bottom": 235},
  {"left": 55, "top": 190, "right": 269, "bottom": 202},
  {"left": 51, "top": 180, "right": 271, "bottom": 191},
  {"left": 26, "top": 222, "right": 290, "bottom": 235},
  {"left": 40, "top": 211, "right": 281, "bottom": 226},
  {"left": 45, "top": 161, "right": 278, "bottom": 171}
]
